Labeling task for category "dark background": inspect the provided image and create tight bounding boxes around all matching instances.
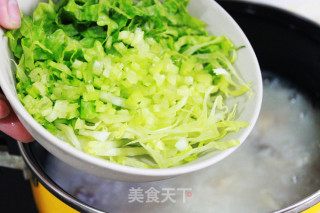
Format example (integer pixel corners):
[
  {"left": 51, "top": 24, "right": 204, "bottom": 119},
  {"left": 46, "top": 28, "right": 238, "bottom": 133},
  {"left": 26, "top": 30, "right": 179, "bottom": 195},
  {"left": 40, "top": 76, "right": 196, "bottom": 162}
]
[{"left": 0, "top": 132, "right": 37, "bottom": 213}]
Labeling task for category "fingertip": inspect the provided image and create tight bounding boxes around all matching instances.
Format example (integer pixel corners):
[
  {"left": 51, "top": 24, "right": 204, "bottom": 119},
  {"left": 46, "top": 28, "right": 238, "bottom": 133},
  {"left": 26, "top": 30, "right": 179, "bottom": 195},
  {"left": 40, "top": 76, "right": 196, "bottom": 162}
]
[
  {"left": 0, "top": 98, "right": 10, "bottom": 119},
  {"left": 2, "top": 18, "right": 21, "bottom": 30},
  {"left": 17, "top": 131, "right": 34, "bottom": 143},
  {"left": 0, "top": 105, "right": 34, "bottom": 143}
]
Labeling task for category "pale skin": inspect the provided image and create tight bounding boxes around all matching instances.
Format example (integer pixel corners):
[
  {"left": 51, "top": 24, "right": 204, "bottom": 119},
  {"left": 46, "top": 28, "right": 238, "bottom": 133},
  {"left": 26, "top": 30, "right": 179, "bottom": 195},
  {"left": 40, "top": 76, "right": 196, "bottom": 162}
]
[{"left": 0, "top": 0, "right": 34, "bottom": 142}]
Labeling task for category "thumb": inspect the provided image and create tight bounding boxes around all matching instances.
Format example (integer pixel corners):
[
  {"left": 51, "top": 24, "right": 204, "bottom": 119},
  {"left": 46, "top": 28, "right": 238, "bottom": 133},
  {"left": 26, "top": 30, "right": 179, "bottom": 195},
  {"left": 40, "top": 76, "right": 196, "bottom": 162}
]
[{"left": 0, "top": 0, "right": 21, "bottom": 30}]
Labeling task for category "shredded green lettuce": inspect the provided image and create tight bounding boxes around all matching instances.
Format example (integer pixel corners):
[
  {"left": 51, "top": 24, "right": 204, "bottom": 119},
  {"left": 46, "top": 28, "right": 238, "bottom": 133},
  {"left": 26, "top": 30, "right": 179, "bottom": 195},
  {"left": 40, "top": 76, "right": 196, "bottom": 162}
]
[{"left": 6, "top": 0, "right": 251, "bottom": 168}]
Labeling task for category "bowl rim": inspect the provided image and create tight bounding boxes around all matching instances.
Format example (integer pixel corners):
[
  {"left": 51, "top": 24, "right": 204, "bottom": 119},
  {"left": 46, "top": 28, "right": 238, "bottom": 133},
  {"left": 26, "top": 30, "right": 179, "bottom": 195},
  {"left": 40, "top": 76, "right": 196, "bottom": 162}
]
[{"left": 0, "top": 0, "right": 262, "bottom": 178}]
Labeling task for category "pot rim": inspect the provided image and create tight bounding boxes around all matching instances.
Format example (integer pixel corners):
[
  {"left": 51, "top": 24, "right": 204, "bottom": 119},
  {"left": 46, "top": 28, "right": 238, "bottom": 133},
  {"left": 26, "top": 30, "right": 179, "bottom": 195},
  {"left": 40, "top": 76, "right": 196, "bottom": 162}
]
[{"left": 18, "top": 142, "right": 104, "bottom": 213}]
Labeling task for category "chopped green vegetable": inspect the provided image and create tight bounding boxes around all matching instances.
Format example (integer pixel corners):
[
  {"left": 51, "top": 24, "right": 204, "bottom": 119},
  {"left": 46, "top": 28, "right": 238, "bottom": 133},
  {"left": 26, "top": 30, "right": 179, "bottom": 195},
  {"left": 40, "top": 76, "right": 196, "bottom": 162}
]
[{"left": 6, "top": 0, "right": 251, "bottom": 168}]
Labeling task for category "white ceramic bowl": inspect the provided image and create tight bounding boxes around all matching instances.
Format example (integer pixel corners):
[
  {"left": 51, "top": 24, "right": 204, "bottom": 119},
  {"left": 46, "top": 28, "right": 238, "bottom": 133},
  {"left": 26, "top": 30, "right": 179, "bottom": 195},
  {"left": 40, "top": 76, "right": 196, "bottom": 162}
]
[{"left": 0, "top": 0, "right": 262, "bottom": 182}]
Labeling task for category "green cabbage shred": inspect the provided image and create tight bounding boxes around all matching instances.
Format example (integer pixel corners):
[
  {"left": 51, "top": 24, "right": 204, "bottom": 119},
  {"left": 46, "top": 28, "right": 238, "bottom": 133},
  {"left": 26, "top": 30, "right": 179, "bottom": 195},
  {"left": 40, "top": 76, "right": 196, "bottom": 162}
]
[{"left": 6, "top": 0, "right": 251, "bottom": 168}]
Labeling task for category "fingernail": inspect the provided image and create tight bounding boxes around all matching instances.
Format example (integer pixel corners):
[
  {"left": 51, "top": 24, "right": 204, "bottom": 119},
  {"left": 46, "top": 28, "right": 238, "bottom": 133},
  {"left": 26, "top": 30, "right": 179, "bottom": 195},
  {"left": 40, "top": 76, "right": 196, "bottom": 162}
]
[{"left": 7, "top": 0, "right": 21, "bottom": 28}]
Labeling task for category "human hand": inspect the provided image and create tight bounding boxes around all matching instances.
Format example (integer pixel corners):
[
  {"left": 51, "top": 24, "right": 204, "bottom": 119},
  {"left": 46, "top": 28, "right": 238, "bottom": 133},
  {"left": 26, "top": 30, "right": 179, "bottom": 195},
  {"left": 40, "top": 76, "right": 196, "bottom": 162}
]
[
  {"left": 0, "top": 0, "right": 21, "bottom": 29},
  {"left": 0, "top": 0, "right": 34, "bottom": 142}
]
